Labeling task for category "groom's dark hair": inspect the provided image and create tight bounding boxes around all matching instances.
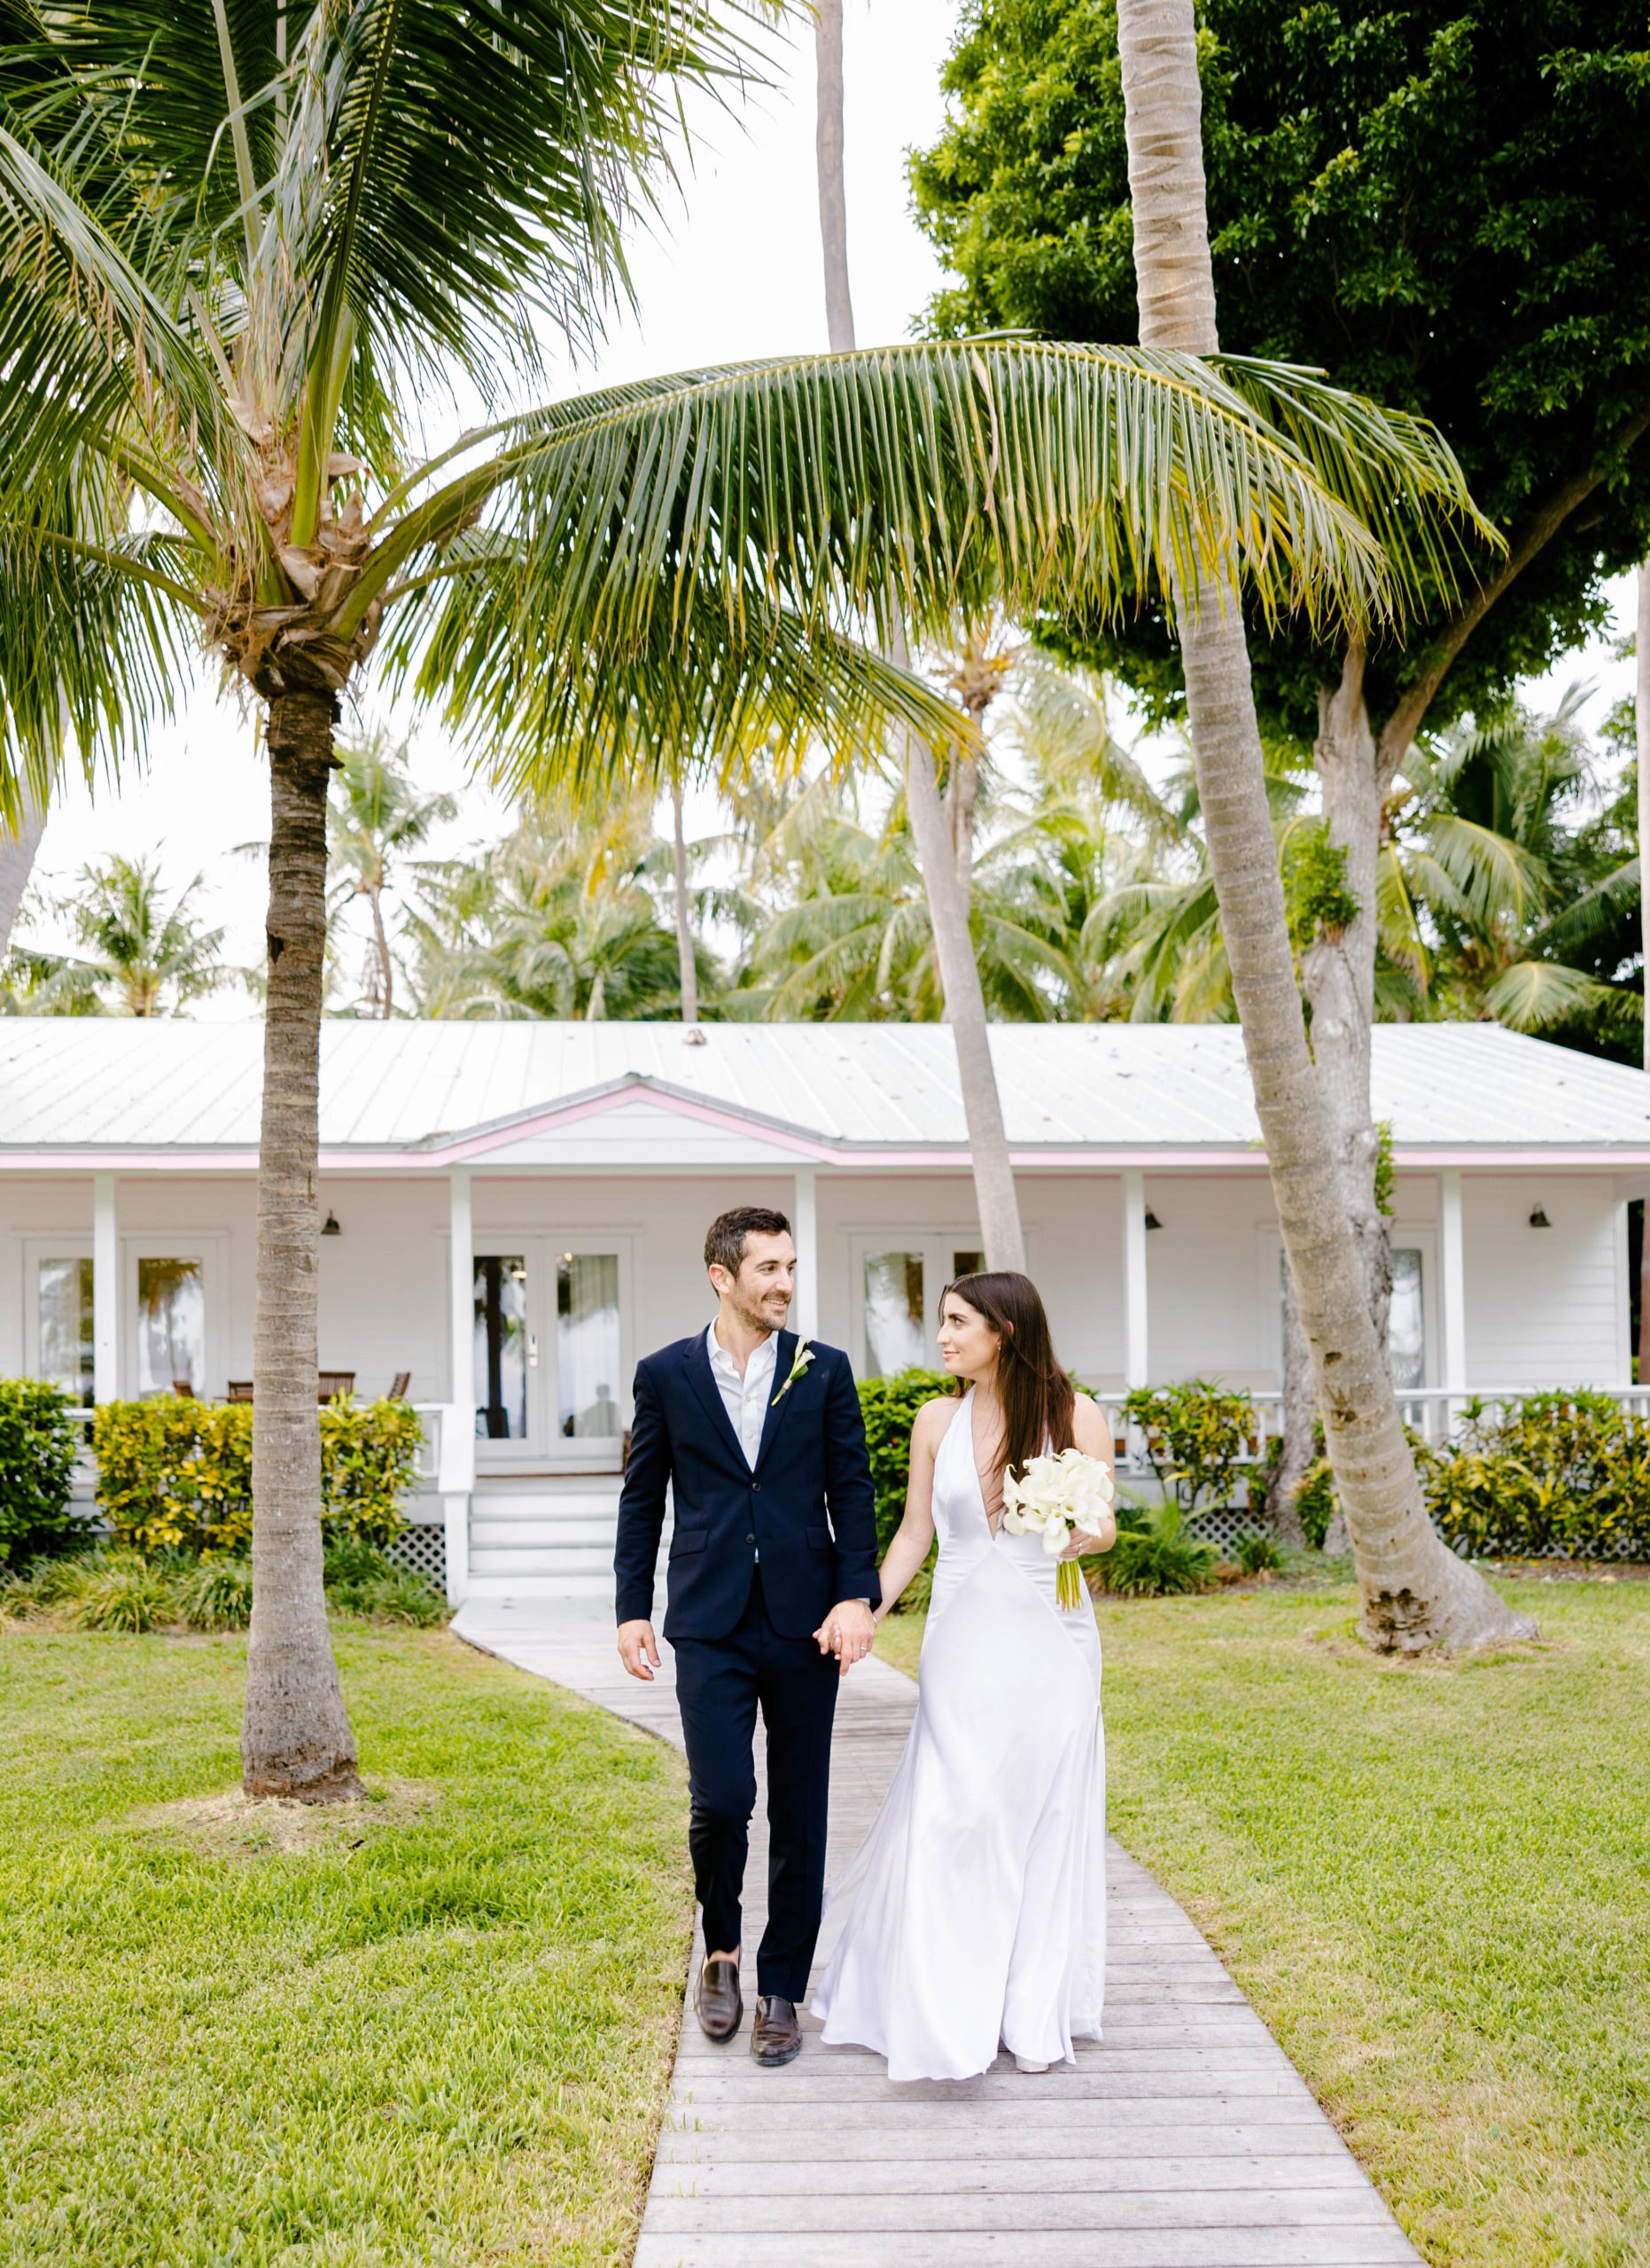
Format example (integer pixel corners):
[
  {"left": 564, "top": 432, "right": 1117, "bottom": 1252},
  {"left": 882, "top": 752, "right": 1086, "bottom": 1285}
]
[{"left": 704, "top": 1206, "right": 792, "bottom": 1278}]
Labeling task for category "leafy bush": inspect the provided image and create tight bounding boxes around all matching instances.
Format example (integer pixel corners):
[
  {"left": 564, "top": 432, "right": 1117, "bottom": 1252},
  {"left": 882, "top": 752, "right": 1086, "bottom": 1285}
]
[
  {"left": 177, "top": 1556, "right": 253, "bottom": 1632},
  {"left": 857, "top": 1368, "right": 953, "bottom": 1553},
  {"left": 1088, "top": 1497, "right": 1217, "bottom": 1598},
  {"left": 1124, "top": 1380, "right": 1257, "bottom": 1517},
  {"left": 322, "top": 1539, "right": 446, "bottom": 1627},
  {"left": 93, "top": 1395, "right": 424, "bottom": 1557},
  {"left": 1236, "top": 1530, "right": 1283, "bottom": 1575},
  {"left": 1249, "top": 1430, "right": 1341, "bottom": 1549},
  {"left": 1418, "top": 1393, "right": 1650, "bottom": 1561},
  {"left": 0, "top": 1379, "right": 87, "bottom": 1566}
]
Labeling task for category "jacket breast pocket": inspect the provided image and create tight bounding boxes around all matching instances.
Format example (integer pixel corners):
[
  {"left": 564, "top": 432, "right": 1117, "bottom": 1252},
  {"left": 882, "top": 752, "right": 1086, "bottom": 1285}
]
[
  {"left": 671, "top": 1529, "right": 708, "bottom": 1557},
  {"left": 804, "top": 1526, "right": 832, "bottom": 1551}
]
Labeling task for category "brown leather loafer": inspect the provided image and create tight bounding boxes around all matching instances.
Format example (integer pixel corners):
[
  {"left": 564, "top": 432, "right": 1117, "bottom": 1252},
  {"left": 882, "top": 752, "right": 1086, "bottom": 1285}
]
[
  {"left": 694, "top": 1956, "right": 742, "bottom": 2042},
  {"left": 751, "top": 1994, "right": 803, "bottom": 2067}
]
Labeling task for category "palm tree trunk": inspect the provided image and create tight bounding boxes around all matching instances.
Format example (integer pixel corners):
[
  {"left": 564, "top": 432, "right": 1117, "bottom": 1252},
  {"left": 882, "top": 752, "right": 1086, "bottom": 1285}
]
[
  {"left": 947, "top": 754, "right": 979, "bottom": 914},
  {"left": 671, "top": 781, "right": 699, "bottom": 1025},
  {"left": 810, "top": 0, "right": 1023, "bottom": 1272},
  {"left": 813, "top": 0, "right": 856, "bottom": 354},
  {"left": 0, "top": 782, "right": 46, "bottom": 953},
  {"left": 242, "top": 685, "right": 362, "bottom": 1798},
  {"left": 1273, "top": 1260, "right": 1311, "bottom": 1548},
  {"left": 367, "top": 882, "right": 393, "bottom": 1018},
  {"left": 903, "top": 713, "right": 1026, "bottom": 1271},
  {"left": 1115, "top": 0, "right": 1530, "bottom": 1648}
]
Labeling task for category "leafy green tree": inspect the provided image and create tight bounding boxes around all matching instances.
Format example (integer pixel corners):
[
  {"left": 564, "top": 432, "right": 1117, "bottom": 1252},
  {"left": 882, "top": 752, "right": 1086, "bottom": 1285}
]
[
  {"left": 326, "top": 731, "right": 456, "bottom": 1018},
  {"left": 7, "top": 854, "right": 225, "bottom": 1015},
  {"left": 406, "top": 802, "right": 699, "bottom": 1021}
]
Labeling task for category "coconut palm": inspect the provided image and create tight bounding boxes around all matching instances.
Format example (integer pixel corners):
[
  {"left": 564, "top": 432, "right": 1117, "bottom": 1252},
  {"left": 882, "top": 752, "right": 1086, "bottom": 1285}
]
[
  {"left": 325, "top": 730, "right": 457, "bottom": 1017},
  {"left": 3, "top": 0, "right": 1508, "bottom": 1789},
  {"left": 13, "top": 853, "right": 226, "bottom": 1014},
  {"left": 1378, "top": 691, "right": 1638, "bottom": 1037},
  {"left": 1113, "top": 0, "right": 1529, "bottom": 1649}
]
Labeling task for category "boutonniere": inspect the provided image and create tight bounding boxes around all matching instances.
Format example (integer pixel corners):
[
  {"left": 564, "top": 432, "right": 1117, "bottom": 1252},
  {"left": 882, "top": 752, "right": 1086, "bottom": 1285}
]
[{"left": 772, "top": 1337, "right": 815, "bottom": 1406}]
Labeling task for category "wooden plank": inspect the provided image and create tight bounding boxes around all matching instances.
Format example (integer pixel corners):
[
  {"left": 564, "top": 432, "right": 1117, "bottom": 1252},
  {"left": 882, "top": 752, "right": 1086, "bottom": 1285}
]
[
  {"left": 648, "top": 2155, "right": 1371, "bottom": 2196},
  {"left": 658, "top": 2100, "right": 1328, "bottom": 2137},
  {"left": 654, "top": 2131, "right": 1358, "bottom": 2166},
  {"left": 664, "top": 2074, "right": 1312, "bottom": 2105},
  {"left": 642, "top": 2190, "right": 1397, "bottom": 2234},
  {"left": 633, "top": 2229, "right": 1420, "bottom": 2268}
]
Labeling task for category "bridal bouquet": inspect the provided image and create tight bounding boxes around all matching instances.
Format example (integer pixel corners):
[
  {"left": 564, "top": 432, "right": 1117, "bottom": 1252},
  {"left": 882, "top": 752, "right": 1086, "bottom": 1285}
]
[{"left": 1001, "top": 1449, "right": 1116, "bottom": 1609}]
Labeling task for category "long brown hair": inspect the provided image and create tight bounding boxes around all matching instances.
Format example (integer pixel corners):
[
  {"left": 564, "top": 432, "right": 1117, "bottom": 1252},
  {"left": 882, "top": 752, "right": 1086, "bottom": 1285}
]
[{"left": 942, "top": 1270, "right": 1075, "bottom": 1482}]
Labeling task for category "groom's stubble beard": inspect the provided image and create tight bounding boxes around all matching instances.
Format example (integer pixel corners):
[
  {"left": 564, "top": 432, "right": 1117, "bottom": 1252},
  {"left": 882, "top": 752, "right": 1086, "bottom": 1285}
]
[{"left": 730, "top": 1271, "right": 791, "bottom": 1340}]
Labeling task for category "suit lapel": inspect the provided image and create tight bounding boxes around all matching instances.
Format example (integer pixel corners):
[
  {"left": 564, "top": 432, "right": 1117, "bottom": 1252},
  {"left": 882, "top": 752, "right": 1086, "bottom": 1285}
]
[
  {"left": 753, "top": 1330, "right": 798, "bottom": 1473},
  {"left": 682, "top": 1330, "right": 750, "bottom": 1472}
]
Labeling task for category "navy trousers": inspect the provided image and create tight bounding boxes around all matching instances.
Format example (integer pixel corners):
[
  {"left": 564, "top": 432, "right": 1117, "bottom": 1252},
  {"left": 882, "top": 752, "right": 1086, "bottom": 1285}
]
[{"left": 670, "top": 1567, "right": 839, "bottom": 2000}]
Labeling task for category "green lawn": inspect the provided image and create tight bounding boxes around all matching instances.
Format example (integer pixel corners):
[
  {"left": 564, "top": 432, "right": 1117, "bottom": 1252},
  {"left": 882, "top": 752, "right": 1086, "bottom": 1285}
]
[
  {"left": 879, "top": 1574, "right": 1650, "bottom": 2268},
  {"left": 0, "top": 1623, "right": 691, "bottom": 2268}
]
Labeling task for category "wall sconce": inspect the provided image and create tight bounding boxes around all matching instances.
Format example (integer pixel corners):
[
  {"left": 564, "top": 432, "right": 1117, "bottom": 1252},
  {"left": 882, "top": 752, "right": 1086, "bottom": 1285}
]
[
  {"left": 1529, "top": 1206, "right": 1551, "bottom": 1229},
  {"left": 321, "top": 1211, "right": 341, "bottom": 1237},
  {"left": 1144, "top": 1208, "right": 1164, "bottom": 1231}
]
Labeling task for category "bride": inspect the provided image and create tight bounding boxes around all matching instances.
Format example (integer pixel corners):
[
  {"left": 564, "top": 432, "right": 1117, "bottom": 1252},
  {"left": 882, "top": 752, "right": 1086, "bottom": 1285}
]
[{"left": 812, "top": 1270, "right": 1116, "bottom": 2084}]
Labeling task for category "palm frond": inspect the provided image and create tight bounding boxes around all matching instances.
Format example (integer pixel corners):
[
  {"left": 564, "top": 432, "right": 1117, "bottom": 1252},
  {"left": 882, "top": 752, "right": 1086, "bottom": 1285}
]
[{"left": 1479, "top": 959, "right": 1619, "bottom": 1033}]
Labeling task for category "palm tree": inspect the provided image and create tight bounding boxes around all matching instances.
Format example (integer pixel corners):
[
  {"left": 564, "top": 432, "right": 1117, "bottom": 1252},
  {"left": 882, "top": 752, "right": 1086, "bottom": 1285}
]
[
  {"left": 4, "top": 4, "right": 1506, "bottom": 1792},
  {"left": 326, "top": 730, "right": 456, "bottom": 1017},
  {"left": 407, "top": 803, "right": 693, "bottom": 1021},
  {"left": 1378, "top": 692, "right": 1638, "bottom": 1037},
  {"left": 1113, "top": 0, "right": 1529, "bottom": 1649},
  {"left": 13, "top": 853, "right": 225, "bottom": 1014}
]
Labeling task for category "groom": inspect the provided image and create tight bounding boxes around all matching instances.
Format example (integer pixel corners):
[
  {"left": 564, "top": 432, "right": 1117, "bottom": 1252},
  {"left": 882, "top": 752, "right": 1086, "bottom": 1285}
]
[{"left": 615, "top": 1206, "right": 880, "bottom": 2068}]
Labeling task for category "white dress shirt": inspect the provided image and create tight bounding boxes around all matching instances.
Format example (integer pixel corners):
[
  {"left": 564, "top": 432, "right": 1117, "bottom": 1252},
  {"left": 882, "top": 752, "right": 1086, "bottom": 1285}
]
[{"left": 706, "top": 1320, "right": 779, "bottom": 1468}]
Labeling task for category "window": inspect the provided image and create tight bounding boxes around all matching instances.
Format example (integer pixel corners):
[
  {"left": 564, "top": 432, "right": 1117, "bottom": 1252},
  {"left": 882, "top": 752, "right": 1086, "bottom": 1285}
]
[
  {"left": 136, "top": 1257, "right": 205, "bottom": 1397},
  {"left": 557, "top": 1253, "right": 621, "bottom": 1438},
  {"left": 473, "top": 1254, "right": 529, "bottom": 1439},
  {"left": 1390, "top": 1247, "right": 1425, "bottom": 1391},
  {"left": 38, "top": 1258, "right": 94, "bottom": 1406},
  {"left": 864, "top": 1252, "right": 927, "bottom": 1377},
  {"left": 951, "top": 1249, "right": 985, "bottom": 1282}
]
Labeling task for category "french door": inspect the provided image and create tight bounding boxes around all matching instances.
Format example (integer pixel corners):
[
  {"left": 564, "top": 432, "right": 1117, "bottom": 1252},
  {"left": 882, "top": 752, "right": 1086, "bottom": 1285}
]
[
  {"left": 850, "top": 1234, "right": 987, "bottom": 1379},
  {"left": 471, "top": 1235, "right": 633, "bottom": 1471}
]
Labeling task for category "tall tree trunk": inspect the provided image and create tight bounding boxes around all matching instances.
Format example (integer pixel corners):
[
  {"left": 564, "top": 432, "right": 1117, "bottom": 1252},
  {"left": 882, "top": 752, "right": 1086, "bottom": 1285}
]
[
  {"left": 1273, "top": 1260, "right": 1311, "bottom": 1548},
  {"left": 813, "top": 0, "right": 856, "bottom": 354},
  {"left": 367, "top": 882, "right": 393, "bottom": 1018},
  {"left": 903, "top": 709, "right": 1025, "bottom": 1271},
  {"left": 1638, "top": 560, "right": 1650, "bottom": 1379},
  {"left": 1115, "top": 0, "right": 1531, "bottom": 1648},
  {"left": 947, "top": 753, "right": 979, "bottom": 914},
  {"left": 671, "top": 780, "right": 699, "bottom": 1025},
  {"left": 243, "top": 686, "right": 362, "bottom": 1799},
  {"left": 811, "top": 3, "right": 1025, "bottom": 1271},
  {"left": 0, "top": 782, "right": 47, "bottom": 953}
]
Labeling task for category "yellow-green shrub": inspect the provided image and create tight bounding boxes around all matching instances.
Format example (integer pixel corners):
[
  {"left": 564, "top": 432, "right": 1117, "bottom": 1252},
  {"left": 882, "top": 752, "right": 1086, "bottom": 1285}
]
[{"left": 93, "top": 1396, "right": 424, "bottom": 1557}]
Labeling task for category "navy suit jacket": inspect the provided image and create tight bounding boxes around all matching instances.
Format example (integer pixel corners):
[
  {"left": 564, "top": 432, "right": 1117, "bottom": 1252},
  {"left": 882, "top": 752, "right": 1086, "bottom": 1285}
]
[{"left": 613, "top": 1329, "right": 881, "bottom": 1642}]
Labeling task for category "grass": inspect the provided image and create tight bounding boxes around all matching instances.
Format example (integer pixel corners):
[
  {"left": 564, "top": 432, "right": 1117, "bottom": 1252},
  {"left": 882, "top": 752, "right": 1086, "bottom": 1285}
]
[
  {"left": 0, "top": 1623, "right": 692, "bottom": 2267},
  {"left": 876, "top": 1571, "right": 1650, "bottom": 2268}
]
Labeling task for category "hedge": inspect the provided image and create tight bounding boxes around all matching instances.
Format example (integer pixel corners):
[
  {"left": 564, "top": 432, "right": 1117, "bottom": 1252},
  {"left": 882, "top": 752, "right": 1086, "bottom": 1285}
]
[
  {"left": 857, "top": 1368, "right": 953, "bottom": 1553},
  {"left": 92, "top": 1395, "right": 425, "bottom": 1557},
  {"left": 0, "top": 1379, "right": 87, "bottom": 1566},
  {"left": 1418, "top": 1393, "right": 1650, "bottom": 1562}
]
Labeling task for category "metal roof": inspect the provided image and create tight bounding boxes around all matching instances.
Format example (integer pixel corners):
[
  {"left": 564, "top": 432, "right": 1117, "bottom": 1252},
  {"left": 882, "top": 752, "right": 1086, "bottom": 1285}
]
[{"left": 1, "top": 1018, "right": 1647, "bottom": 1169}]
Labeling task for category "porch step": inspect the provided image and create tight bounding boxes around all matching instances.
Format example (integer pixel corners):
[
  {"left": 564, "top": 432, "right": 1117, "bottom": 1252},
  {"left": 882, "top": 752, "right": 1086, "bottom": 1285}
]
[{"left": 465, "top": 1476, "right": 663, "bottom": 1601}]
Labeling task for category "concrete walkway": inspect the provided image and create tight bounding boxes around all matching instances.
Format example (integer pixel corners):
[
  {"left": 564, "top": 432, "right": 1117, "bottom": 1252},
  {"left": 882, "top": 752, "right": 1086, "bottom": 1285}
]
[{"left": 454, "top": 1598, "right": 1420, "bottom": 2268}]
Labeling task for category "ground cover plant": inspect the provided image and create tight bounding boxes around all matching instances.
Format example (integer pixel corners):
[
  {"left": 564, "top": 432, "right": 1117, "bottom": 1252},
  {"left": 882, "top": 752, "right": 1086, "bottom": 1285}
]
[
  {"left": 876, "top": 1575, "right": 1650, "bottom": 2266},
  {"left": 1, "top": 1542, "right": 444, "bottom": 1634},
  {"left": 0, "top": 1624, "right": 692, "bottom": 2267}
]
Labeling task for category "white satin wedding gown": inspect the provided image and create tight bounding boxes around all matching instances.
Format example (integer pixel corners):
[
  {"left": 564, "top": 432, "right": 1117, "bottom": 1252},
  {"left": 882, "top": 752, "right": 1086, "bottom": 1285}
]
[{"left": 811, "top": 1390, "right": 1107, "bottom": 2082}]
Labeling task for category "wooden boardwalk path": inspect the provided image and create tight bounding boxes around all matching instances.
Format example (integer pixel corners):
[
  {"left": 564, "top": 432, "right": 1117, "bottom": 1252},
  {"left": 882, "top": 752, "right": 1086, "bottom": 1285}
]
[{"left": 454, "top": 1599, "right": 1420, "bottom": 2268}]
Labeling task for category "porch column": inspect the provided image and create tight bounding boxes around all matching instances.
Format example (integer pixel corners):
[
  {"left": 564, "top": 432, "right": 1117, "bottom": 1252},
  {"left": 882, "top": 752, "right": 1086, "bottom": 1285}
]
[
  {"left": 1121, "top": 1169, "right": 1148, "bottom": 1388},
  {"left": 792, "top": 1165, "right": 819, "bottom": 1340},
  {"left": 92, "top": 1172, "right": 118, "bottom": 1403},
  {"left": 442, "top": 1168, "right": 475, "bottom": 1606},
  {"left": 1440, "top": 1168, "right": 1467, "bottom": 1396}
]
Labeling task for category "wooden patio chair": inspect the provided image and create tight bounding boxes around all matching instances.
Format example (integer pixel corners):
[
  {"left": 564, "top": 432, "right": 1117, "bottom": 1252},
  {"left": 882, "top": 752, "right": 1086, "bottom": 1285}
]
[
  {"left": 317, "top": 1371, "right": 356, "bottom": 1402},
  {"left": 387, "top": 1371, "right": 411, "bottom": 1400},
  {"left": 173, "top": 1379, "right": 196, "bottom": 1398},
  {"left": 227, "top": 1380, "right": 253, "bottom": 1403}
]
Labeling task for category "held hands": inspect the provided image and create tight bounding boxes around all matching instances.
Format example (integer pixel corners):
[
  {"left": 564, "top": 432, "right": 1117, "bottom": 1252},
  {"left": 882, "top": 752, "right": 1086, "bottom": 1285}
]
[{"left": 814, "top": 1599, "right": 876, "bottom": 1677}]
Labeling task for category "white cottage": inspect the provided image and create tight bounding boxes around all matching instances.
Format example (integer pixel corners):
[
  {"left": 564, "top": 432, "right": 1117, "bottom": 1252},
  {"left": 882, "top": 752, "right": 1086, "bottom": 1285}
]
[{"left": 3, "top": 1018, "right": 1646, "bottom": 1597}]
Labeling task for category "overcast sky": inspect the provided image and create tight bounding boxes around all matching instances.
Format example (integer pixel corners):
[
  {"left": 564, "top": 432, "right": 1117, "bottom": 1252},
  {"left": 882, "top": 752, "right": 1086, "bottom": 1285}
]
[{"left": 25, "top": 0, "right": 1637, "bottom": 1007}]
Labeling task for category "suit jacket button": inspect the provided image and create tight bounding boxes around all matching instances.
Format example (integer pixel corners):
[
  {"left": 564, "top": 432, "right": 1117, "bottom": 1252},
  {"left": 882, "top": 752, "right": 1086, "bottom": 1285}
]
[{"left": 745, "top": 1534, "right": 756, "bottom": 1545}]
